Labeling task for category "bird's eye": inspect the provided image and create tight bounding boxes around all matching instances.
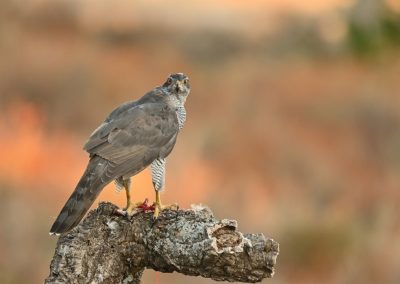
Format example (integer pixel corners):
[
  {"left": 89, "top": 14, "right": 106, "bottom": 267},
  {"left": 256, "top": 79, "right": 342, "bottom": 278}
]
[
  {"left": 167, "top": 78, "right": 172, "bottom": 85},
  {"left": 183, "top": 79, "right": 188, "bottom": 85}
]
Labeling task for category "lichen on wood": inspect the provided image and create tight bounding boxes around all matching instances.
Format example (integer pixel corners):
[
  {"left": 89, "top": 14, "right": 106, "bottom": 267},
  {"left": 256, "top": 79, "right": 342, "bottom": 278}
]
[{"left": 45, "top": 202, "right": 279, "bottom": 283}]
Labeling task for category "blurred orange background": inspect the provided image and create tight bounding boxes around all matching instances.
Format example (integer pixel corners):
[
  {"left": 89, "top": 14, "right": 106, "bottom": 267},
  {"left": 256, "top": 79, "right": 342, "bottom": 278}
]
[{"left": 1, "top": 0, "right": 400, "bottom": 283}]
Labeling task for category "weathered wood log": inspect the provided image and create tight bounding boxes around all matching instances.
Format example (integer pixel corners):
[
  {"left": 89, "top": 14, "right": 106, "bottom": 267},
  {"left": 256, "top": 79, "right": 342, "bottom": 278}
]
[{"left": 45, "top": 202, "right": 279, "bottom": 283}]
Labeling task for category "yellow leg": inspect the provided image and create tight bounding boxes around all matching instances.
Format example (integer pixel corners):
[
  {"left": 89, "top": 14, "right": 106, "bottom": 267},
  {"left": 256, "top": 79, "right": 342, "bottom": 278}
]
[
  {"left": 153, "top": 191, "right": 178, "bottom": 218},
  {"left": 123, "top": 180, "right": 143, "bottom": 214},
  {"left": 154, "top": 191, "right": 162, "bottom": 218},
  {"left": 124, "top": 180, "right": 131, "bottom": 210}
]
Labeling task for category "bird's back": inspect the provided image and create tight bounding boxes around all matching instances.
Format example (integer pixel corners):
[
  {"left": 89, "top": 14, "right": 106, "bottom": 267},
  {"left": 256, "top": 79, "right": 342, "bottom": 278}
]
[{"left": 50, "top": 74, "right": 189, "bottom": 234}]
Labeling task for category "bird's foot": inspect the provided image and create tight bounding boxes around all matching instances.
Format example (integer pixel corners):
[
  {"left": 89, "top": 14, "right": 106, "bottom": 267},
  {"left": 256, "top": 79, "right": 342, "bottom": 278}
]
[
  {"left": 153, "top": 203, "right": 179, "bottom": 219},
  {"left": 115, "top": 199, "right": 156, "bottom": 217}
]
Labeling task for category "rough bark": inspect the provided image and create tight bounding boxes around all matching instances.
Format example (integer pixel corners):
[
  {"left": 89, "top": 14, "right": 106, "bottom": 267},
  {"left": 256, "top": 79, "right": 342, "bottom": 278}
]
[{"left": 45, "top": 202, "right": 279, "bottom": 283}]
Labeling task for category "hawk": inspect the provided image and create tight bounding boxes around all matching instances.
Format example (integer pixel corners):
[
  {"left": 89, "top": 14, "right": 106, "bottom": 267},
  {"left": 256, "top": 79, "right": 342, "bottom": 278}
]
[{"left": 50, "top": 73, "right": 190, "bottom": 235}]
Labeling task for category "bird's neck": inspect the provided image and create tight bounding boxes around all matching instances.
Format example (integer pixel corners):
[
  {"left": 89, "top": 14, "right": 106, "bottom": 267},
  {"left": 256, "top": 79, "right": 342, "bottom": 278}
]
[
  {"left": 164, "top": 92, "right": 185, "bottom": 107},
  {"left": 160, "top": 88, "right": 187, "bottom": 129}
]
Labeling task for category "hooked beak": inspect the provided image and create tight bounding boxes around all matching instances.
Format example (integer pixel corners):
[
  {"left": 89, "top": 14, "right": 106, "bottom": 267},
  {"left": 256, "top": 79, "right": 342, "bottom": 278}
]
[{"left": 175, "top": 81, "right": 184, "bottom": 93}]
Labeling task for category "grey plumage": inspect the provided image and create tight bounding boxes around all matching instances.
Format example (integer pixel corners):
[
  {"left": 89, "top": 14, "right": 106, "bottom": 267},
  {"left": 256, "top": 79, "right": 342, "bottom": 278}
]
[{"left": 50, "top": 73, "right": 190, "bottom": 234}]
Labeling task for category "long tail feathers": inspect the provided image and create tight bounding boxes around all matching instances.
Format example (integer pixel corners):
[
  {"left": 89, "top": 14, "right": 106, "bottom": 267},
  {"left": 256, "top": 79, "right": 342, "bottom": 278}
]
[{"left": 50, "top": 156, "right": 112, "bottom": 235}]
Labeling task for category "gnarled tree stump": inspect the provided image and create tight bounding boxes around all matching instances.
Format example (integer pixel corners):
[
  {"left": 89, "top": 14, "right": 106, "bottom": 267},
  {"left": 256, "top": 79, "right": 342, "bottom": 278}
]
[{"left": 45, "top": 202, "right": 279, "bottom": 283}]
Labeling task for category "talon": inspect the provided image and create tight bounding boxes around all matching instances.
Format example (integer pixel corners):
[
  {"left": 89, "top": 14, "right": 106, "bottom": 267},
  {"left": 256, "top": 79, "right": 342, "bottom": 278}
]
[
  {"left": 153, "top": 205, "right": 161, "bottom": 219},
  {"left": 152, "top": 202, "right": 178, "bottom": 219},
  {"left": 152, "top": 191, "right": 179, "bottom": 219},
  {"left": 116, "top": 198, "right": 153, "bottom": 218}
]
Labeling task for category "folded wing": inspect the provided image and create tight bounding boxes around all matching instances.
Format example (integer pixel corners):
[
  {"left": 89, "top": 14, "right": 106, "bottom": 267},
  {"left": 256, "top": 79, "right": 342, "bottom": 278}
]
[{"left": 84, "top": 103, "right": 179, "bottom": 177}]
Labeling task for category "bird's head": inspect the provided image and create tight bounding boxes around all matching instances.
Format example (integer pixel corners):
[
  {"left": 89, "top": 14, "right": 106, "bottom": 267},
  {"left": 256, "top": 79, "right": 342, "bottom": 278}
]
[{"left": 162, "top": 73, "right": 190, "bottom": 105}]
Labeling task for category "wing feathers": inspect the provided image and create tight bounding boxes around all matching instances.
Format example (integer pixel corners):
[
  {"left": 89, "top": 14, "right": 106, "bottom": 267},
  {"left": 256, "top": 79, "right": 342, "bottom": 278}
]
[
  {"left": 85, "top": 103, "right": 179, "bottom": 166},
  {"left": 51, "top": 91, "right": 182, "bottom": 234}
]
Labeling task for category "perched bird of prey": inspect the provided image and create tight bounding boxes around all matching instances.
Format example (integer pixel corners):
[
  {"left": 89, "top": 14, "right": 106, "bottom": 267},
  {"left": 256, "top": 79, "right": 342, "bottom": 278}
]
[{"left": 50, "top": 73, "right": 190, "bottom": 235}]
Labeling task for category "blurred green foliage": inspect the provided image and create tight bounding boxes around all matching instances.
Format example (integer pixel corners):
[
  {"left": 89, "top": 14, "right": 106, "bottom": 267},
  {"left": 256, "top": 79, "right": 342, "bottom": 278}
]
[{"left": 347, "top": 2, "right": 400, "bottom": 55}]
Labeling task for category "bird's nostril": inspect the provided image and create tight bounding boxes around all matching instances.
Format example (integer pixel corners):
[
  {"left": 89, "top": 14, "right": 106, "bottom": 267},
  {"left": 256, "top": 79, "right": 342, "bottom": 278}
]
[{"left": 175, "top": 86, "right": 180, "bottom": 92}]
